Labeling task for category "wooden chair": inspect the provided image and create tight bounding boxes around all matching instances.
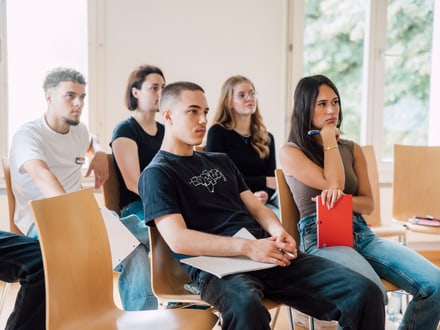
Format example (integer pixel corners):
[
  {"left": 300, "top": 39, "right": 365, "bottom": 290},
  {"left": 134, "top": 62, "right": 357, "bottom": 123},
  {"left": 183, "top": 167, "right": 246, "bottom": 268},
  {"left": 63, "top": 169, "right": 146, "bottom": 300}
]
[
  {"left": 361, "top": 145, "right": 406, "bottom": 243},
  {"left": 102, "top": 153, "right": 121, "bottom": 216},
  {"left": 275, "top": 169, "right": 401, "bottom": 330},
  {"left": 392, "top": 144, "right": 440, "bottom": 235},
  {"left": 149, "top": 227, "right": 288, "bottom": 329},
  {"left": 29, "top": 188, "right": 218, "bottom": 330}
]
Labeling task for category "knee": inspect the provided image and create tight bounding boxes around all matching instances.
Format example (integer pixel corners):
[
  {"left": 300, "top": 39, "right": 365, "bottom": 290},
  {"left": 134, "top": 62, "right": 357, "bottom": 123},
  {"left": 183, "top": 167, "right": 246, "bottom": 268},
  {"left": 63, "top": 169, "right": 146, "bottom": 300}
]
[
  {"left": 353, "top": 275, "right": 385, "bottom": 304},
  {"left": 221, "top": 293, "right": 271, "bottom": 329},
  {"left": 417, "top": 275, "right": 440, "bottom": 301}
]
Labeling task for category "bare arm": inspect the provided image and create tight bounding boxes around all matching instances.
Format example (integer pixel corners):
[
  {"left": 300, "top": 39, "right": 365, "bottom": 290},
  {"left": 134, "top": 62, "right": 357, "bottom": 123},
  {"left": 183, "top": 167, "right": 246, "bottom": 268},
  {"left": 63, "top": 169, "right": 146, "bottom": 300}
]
[
  {"left": 85, "top": 135, "right": 109, "bottom": 188},
  {"left": 112, "top": 137, "right": 141, "bottom": 194},
  {"left": 22, "top": 159, "right": 66, "bottom": 197},
  {"left": 155, "top": 206, "right": 296, "bottom": 267}
]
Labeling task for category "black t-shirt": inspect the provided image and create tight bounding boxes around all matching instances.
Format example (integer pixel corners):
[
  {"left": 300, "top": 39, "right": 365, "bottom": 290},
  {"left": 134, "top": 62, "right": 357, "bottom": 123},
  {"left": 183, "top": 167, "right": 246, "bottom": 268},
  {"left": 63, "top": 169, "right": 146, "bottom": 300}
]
[
  {"left": 139, "top": 150, "right": 268, "bottom": 239},
  {"left": 110, "top": 117, "right": 164, "bottom": 211},
  {"left": 205, "top": 124, "right": 276, "bottom": 197}
]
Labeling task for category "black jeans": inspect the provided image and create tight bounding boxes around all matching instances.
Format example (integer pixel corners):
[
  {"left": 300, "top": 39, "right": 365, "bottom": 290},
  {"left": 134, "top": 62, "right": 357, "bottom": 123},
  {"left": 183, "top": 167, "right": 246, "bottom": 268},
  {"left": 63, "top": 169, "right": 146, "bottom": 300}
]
[
  {"left": 197, "top": 252, "right": 385, "bottom": 330},
  {"left": 0, "top": 231, "right": 45, "bottom": 330}
]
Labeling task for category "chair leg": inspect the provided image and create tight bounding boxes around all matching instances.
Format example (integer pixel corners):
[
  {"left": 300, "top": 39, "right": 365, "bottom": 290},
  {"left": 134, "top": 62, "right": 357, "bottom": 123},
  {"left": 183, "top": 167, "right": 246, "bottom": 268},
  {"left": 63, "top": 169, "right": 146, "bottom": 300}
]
[
  {"left": 270, "top": 306, "right": 280, "bottom": 329},
  {"left": 0, "top": 282, "right": 11, "bottom": 315},
  {"left": 308, "top": 315, "right": 315, "bottom": 330},
  {"left": 286, "top": 306, "right": 295, "bottom": 330}
]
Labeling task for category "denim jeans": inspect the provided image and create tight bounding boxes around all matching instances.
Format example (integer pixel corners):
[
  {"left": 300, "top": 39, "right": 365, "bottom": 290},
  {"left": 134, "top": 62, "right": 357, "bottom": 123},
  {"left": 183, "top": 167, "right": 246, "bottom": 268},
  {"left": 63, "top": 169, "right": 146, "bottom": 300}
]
[
  {"left": 114, "top": 200, "right": 157, "bottom": 310},
  {"left": 196, "top": 252, "right": 385, "bottom": 330},
  {"left": 0, "top": 231, "right": 45, "bottom": 330},
  {"left": 299, "top": 213, "right": 440, "bottom": 330}
]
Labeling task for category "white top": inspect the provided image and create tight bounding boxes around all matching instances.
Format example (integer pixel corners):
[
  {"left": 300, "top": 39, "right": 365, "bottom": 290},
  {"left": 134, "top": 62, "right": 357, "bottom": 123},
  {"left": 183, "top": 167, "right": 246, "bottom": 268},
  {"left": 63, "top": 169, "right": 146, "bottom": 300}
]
[{"left": 9, "top": 116, "right": 90, "bottom": 234}]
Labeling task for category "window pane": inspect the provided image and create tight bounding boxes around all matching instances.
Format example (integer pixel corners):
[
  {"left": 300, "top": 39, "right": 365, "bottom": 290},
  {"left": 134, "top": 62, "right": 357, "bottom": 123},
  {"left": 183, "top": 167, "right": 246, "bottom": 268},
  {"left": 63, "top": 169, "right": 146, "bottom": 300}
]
[
  {"left": 382, "top": 0, "right": 434, "bottom": 159},
  {"left": 303, "top": 0, "right": 366, "bottom": 142},
  {"left": 6, "top": 0, "right": 88, "bottom": 146}
]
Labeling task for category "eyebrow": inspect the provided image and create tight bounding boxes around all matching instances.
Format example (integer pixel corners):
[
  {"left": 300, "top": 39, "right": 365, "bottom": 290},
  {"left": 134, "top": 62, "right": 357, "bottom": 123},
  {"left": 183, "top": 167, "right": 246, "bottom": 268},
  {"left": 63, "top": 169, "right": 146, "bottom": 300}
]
[
  {"left": 186, "top": 104, "right": 209, "bottom": 111},
  {"left": 65, "top": 91, "right": 87, "bottom": 98},
  {"left": 316, "top": 97, "right": 338, "bottom": 103}
]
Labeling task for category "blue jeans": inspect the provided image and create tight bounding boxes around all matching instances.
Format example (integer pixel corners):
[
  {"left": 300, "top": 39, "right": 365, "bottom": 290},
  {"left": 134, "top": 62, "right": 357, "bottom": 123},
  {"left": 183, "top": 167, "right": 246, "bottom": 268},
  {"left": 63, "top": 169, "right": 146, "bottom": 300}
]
[
  {"left": 114, "top": 200, "right": 157, "bottom": 310},
  {"left": 0, "top": 231, "right": 45, "bottom": 330},
  {"left": 299, "top": 213, "right": 440, "bottom": 330},
  {"left": 195, "top": 252, "right": 385, "bottom": 330}
]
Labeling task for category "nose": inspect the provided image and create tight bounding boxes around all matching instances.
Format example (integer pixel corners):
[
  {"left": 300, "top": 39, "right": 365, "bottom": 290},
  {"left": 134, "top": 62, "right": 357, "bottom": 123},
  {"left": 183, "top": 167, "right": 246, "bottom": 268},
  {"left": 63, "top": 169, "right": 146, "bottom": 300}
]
[
  {"left": 199, "top": 113, "right": 208, "bottom": 124},
  {"left": 73, "top": 97, "right": 83, "bottom": 108}
]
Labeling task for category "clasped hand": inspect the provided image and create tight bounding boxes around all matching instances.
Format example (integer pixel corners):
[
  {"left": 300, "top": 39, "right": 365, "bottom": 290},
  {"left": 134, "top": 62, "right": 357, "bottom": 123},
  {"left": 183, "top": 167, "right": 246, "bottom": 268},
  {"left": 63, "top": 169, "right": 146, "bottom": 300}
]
[{"left": 247, "top": 236, "right": 297, "bottom": 267}]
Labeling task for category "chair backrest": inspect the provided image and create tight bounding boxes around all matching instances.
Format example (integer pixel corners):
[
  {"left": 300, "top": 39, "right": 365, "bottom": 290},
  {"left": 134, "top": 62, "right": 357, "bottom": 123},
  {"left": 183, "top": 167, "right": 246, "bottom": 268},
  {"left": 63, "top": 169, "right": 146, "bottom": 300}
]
[
  {"left": 102, "top": 153, "right": 121, "bottom": 215},
  {"left": 30, "top": 189, "right": 116, "bottom": 329},
  {"left": 274, "top": 169, "right": 301, "bottom": 243},
  {"left": 149, "top": 227, "right": 205, "bottom": 304},
  {"left": 392, "top": 144, "right": 440, "bottom": 221},
  {"left": 361, "top": 145, "right": 382, "bottom": 227},
  {"left": 1, "top": 157, "right": 23, "bottom": 234}
]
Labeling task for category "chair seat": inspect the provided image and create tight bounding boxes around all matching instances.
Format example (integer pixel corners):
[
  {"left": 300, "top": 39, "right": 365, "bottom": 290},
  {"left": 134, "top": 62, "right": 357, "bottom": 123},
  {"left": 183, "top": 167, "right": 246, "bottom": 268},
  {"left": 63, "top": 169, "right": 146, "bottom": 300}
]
[
  {"left": 371, "top": 225, "right": 406, "bottom": 237},
  {"left": 59, "top": 308, "right": 217, "bottom": 330}
]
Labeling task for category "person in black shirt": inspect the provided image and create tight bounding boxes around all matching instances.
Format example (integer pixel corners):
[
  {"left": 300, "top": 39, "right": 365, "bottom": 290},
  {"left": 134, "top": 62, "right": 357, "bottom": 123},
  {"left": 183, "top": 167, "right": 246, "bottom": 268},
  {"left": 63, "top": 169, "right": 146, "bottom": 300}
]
[{"left": 138, "top": 81, "right": 385, "bottom": 330}]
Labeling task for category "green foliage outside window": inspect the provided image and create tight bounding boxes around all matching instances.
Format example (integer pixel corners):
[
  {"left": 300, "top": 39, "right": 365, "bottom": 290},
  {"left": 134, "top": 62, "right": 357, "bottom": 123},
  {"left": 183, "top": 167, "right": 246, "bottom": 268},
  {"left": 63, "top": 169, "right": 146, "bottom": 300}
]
[{"left": 303, "top": 0, "right": 433, "bottom": 158}]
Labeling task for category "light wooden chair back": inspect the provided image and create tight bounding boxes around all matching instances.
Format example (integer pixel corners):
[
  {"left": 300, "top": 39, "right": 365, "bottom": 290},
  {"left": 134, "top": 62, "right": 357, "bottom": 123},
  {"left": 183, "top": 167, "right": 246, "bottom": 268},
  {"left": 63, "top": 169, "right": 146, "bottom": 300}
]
[
  {"left": 393, "top": 144, "right": 440, "bottom": 234},
  {"left": 274, "top": 169, "right": 300, "bottom": 243},
  {"left": 102, "top": 153, "right": 121, "bottom": 216},
  {"left": 361, "top": 146, "right": 406, "bottom": 242},
  {"left": 1, "top": 157, "right": 23, "bottom": 235},
  {"left": 30, "top": 188, "right": 218, "bottom": 330},
  {"left": 149, "top": 227, "right": 286, "bottom": 329}
]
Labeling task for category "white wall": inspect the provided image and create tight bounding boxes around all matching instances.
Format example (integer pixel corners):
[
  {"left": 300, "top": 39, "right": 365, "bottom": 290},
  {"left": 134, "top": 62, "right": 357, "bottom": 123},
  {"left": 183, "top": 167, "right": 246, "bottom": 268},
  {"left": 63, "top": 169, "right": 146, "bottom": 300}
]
[{"left": 88, "top": 0, "right": 290, "bottom": 155}]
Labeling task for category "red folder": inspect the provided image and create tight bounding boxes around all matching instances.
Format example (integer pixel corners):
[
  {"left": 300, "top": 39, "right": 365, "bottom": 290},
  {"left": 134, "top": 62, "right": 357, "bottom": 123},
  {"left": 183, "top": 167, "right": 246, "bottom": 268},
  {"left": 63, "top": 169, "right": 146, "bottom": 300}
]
[{"left": 316, "top": 194, "right": 353, "bottom": 248}]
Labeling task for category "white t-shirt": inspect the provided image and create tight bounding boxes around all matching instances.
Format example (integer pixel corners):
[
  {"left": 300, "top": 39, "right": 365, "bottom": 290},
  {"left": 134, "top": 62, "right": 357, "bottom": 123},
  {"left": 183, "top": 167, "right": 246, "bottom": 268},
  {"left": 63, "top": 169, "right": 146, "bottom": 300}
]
[{"left": 9, "top": 116, "right": 91, "bottom": 234}]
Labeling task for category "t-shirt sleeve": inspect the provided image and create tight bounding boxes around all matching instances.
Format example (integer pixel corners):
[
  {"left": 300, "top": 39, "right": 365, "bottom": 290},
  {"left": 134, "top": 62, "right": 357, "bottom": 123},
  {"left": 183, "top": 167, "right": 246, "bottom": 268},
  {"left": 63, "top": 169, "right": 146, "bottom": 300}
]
[
  {"left": 139, "top": 165, "right": 181, "bottom": 227},
  {"left": 110, "top": 119, "right": 136, "bottom": 147},
  {"left": 10, "top": 126, "right": 45, "bottom": 173}
]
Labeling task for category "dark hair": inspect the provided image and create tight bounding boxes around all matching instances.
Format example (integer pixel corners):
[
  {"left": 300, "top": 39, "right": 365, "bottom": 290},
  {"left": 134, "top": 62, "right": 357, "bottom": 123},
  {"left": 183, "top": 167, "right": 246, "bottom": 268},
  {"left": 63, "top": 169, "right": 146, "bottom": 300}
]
[
  {"left": 42, "top": 67, "right": 86, "bottom": 91},
  {"left": 125, "top": 65, "right": 165, "bottom": 110},
  {"left": 288, "top": 74, "right": 343, "bottom": 166},
  {"left": 159, "top": 81, "right": 205, "bottom": 111}
]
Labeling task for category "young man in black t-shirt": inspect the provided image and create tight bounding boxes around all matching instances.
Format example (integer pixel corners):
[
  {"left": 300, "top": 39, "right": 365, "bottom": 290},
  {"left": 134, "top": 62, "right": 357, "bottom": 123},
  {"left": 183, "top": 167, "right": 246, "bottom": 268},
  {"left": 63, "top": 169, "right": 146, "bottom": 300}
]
[{"left": 139, "top": 81, "right": 385, "bottom": 330}]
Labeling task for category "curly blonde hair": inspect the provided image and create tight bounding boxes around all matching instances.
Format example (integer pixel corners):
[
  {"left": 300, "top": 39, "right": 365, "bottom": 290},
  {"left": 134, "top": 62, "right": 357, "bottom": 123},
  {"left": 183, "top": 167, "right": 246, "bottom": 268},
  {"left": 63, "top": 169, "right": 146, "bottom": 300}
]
[{"left": 212, "top": 75, "right": 270, "bottom": 159}]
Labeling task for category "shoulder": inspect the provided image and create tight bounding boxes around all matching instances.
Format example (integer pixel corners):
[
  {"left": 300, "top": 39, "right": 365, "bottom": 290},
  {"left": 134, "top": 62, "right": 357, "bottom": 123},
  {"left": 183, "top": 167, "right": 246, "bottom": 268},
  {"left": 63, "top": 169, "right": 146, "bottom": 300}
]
[
  {"left": 113, "top": 117, "right": 136, "bottom": 132},
  {"left": 338, "top": 139, "right": 355, "bottom": 151},
  {"left": 12, "top": 117, "right": 46, "bottom": 141},
  {"left": 208, "top": 124, "right": 228, "bottom": 135}
]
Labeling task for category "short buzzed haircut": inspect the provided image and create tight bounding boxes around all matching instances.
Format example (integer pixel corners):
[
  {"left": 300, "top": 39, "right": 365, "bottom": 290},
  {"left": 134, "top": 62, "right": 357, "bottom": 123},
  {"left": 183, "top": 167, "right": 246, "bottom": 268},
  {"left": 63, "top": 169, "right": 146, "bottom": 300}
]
[
  {"left": 43, "top": 67, "right": 86, "bottom": 91},
  {"left": 159, "top": 81, "right": 205, "bottom": 112}
]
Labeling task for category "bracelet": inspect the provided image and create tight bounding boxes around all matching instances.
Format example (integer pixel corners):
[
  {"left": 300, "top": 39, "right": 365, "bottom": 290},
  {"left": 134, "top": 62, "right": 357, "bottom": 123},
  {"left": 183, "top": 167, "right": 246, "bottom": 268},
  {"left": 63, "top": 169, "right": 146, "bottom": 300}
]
[{"left": 323, "top": 144, "right": 338, "bottom": 152}]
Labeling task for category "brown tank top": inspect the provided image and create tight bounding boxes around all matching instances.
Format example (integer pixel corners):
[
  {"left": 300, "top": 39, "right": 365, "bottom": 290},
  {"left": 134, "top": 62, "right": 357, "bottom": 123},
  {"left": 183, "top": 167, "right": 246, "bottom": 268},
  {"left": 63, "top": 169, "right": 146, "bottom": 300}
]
[{"left": 285, "top": 139, "right": 358, "bottom": 218}]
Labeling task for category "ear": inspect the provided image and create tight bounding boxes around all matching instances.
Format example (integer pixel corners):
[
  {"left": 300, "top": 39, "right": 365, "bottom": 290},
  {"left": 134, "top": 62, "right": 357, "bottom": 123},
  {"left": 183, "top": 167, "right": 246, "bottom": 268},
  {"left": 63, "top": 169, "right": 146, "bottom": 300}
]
[
  {"left": 45, "top": 91, "right": 52, "bottom": 103},
  {"left": 162, "top": 109, "right": 173, "bottom": 125},
  {"left": 131, "top": 87, "right": 139, "bottom": 98}
]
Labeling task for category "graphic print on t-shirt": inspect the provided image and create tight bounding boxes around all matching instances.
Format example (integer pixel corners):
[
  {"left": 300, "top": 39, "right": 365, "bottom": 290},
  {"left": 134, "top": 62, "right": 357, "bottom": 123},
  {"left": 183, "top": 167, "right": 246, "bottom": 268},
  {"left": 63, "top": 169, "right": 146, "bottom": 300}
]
[{"left": 188, "top": 168, "right": 227, "bottom": 192}]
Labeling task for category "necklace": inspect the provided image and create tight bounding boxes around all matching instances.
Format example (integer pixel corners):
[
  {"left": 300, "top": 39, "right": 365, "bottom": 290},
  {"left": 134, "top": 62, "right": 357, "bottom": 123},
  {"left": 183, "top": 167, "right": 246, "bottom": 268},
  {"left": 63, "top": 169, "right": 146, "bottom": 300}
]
[{"left": 237, "top": 132, "right": 251, "bottom": 144}]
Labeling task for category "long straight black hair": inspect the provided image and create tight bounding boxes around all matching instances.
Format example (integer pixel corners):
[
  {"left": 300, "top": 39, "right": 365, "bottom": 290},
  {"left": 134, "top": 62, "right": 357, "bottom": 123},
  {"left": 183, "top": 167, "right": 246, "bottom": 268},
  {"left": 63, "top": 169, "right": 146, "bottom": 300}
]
[{"left": 287, "top": 75, "right": 343, "bottom": 167}]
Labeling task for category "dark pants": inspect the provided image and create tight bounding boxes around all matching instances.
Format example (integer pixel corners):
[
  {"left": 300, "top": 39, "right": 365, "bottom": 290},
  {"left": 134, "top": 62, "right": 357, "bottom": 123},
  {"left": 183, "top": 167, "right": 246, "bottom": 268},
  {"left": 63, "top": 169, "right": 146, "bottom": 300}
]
[
  {"left": 197, "top": 252, "right": 385, "bottom": 330},
  {"left": 0, "top": 231, "right": 45, "bottom": 330}
]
